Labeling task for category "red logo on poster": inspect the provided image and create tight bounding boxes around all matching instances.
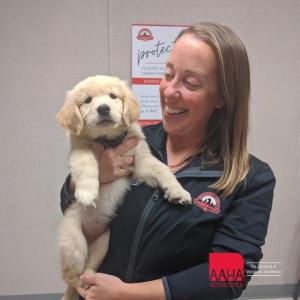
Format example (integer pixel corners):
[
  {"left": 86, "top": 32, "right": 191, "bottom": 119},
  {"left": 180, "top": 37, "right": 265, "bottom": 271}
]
[
  {"left": 209, "top": 253, "right": 245, "bottom": 288},
  {"left": 194, "top": 192, "right": 220, "bottom": 214},
  {"left": 137, "top": 28, "right": 154, "bottom": 41}
]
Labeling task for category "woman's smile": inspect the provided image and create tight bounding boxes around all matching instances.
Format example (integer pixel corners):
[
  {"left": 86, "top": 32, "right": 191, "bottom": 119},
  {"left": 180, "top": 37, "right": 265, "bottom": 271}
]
[{"left": 164, "top": 105, "right": 189, "bottom": 118}]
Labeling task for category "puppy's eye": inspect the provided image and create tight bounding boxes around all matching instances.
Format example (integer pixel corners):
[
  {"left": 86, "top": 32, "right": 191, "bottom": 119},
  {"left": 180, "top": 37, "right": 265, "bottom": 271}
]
[
  {"left": 109, "top": 93, "right": 117, "bottom": 99},
  {"left": 84, "top": 97, "right": 92, "bottom": 104}
]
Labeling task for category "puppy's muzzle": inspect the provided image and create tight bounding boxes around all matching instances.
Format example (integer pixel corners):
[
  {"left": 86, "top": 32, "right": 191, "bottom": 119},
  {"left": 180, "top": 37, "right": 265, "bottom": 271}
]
[
  {"left": 97, "top": 105, "right": 111, "bottom": 116},
  {"left": 96, "top": 104, "right": 114, "bottom": 125}
]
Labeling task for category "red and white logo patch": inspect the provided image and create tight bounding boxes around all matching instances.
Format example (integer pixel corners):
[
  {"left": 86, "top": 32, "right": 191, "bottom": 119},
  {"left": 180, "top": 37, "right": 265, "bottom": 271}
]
[
  {"left": 136, "top": 28, "right": 154, "bottom": 41},
  {"left": 194, "top": 192, "right": 220, "bottom": 214}
]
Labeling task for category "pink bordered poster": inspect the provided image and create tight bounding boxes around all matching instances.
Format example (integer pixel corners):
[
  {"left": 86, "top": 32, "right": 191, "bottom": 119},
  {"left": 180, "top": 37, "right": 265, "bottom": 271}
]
[{"left": 131, "top": 24, "right": 188, "bottom": 126}]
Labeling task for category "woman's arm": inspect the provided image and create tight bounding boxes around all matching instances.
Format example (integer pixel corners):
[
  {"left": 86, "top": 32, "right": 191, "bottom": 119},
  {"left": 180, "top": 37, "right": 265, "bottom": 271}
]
[{"left": 76, "top": 272, "right": 166, "bottom": 300}]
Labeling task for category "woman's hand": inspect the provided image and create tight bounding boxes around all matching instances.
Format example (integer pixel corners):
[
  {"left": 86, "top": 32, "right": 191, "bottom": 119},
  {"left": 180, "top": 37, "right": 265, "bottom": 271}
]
[
  {"left": 76, "top": 272, "right": 166, "bottom": 300},
  {"left": 76, "top": 272, "right": 127, "bottom": 300},
  {"left": 93, "top": 138, "right": 139, "bottom": 184}
]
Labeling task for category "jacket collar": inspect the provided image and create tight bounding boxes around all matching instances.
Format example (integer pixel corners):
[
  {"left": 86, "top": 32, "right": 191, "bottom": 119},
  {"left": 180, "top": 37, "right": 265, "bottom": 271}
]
[
  {"left": 142, "top": 123, "right": 224, "bottom": 173},
  {"left": 142, "top": 123, "right": 166, "bottom": 158}
]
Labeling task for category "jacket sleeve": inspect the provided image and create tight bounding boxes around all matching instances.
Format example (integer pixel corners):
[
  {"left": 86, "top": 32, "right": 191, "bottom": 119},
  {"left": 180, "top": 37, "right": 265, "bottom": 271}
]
[
  {"left": 60, "top": 174, "right": 75, "bottom": 213},
  {"left": 163, "top": 164, "right": 276, "bottom": 300}
]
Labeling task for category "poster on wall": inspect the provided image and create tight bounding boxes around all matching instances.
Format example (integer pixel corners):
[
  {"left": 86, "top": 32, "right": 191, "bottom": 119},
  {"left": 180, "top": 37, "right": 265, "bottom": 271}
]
[{"left": 131, "top": 24, "right": 188, "bottom": 126}]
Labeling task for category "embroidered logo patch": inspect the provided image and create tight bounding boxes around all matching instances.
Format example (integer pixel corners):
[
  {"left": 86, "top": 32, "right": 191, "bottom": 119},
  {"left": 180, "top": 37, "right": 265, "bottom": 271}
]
[{"left": 194, "top": 192, "right": 220, "bottom": 214}]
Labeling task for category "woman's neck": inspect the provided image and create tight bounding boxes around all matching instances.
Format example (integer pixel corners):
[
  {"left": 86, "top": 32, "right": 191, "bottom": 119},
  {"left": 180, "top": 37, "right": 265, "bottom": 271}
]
[{"left": 166, "top": 133, "right": 205, "bottom": 172}]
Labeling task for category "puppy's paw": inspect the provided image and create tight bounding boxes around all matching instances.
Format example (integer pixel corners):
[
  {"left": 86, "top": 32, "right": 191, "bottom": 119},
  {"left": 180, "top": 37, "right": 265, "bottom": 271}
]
[
  {"left": 75, "top": 189, "right": 98, "bottom": 208},
  {"left": 164, "top": 185, "right": 192, "bottom": 205}
]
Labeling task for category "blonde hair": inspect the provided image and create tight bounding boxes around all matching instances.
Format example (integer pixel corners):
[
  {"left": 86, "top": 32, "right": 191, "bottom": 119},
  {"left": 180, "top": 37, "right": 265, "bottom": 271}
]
[{"left": 176, "top": 22, "right": 250, "bottom": 197}]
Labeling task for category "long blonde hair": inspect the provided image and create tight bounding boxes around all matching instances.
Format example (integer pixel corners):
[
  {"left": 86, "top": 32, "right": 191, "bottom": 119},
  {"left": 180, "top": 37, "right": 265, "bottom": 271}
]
[{"left": 176, "top": 22, "right": 250, "bottom": 197}]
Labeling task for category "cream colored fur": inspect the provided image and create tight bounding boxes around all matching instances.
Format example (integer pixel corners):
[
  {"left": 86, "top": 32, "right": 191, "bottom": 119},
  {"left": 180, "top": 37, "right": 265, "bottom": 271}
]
[{"left": 56, "top": 75, "right": 192, "bottom": 300}]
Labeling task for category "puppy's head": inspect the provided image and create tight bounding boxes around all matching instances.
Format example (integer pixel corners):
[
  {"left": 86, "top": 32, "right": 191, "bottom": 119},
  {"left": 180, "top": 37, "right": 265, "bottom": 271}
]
[{"left": 56, "top": 76, "right": 140, "bottom": 137}]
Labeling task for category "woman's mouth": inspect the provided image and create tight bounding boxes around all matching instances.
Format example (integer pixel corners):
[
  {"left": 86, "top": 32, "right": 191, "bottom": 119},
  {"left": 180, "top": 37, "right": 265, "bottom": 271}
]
[{"left": 165, "top": 105, "right": 188, "bottom": 116}]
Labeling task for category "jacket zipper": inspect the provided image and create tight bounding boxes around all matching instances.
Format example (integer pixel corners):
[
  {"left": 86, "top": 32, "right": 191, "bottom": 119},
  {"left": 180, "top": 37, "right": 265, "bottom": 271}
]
[
  {"left": 124, "top": 171, "right": 222, "bottom": 282},
  {"left": 125, "top": 189, "right": 160, "bottom": 282}
]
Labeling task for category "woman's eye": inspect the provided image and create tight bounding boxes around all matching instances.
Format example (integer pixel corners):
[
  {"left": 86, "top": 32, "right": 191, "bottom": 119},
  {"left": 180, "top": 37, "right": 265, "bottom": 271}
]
[
  {"left": 84, "top": 96, "right": 92, "bottom": 104},
  {"left": 184, "top": 80, "right": 199, "bottom": 89},
  {"left": 164, "top": 72, "right": 173, "bottom": 80},
  {"left": 110, "top": 93, "right": 117, "bottom": 99}
]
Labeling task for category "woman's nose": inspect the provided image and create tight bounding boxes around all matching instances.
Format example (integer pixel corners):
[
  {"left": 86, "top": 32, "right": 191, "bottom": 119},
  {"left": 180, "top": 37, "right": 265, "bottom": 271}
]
[{"left": 163, "top": 79, "right": 181, "bottom": 99}]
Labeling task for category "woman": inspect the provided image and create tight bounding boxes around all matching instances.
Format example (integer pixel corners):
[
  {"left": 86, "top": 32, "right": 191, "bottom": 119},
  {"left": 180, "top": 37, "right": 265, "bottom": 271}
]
[{"left": 61, "top": 22, "right": 275, "bottom": 300}]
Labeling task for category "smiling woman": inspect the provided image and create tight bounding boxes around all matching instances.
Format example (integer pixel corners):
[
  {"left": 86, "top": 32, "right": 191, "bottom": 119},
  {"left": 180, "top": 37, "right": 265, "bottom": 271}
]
[
  {"left": 163, "top": 23, "right": 251, "bottom": 194},
  {"left": 160, "top": 34, "right": 224, "bottom": 172},
  {"left": 60, "top": 22, "right": 275, "bottom": 300}
]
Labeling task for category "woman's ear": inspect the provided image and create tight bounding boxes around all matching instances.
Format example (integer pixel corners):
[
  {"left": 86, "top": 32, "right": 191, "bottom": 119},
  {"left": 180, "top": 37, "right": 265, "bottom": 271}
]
[
  {"left": 122, "top": 86, "right": 140, "bottom": 126},
  {"left": 56, "top": 93, "right": 84, "bottom": 135}
]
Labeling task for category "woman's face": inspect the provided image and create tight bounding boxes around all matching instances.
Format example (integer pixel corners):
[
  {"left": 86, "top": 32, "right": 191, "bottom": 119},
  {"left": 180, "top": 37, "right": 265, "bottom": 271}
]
[{"left": 160, "top": 33, "right": 223, "bottom": 140}]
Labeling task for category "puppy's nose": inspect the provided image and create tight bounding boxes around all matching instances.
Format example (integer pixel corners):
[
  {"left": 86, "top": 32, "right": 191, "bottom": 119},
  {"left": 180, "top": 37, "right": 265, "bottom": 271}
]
[{"left": 97, "top": 104, "right": 111, "bottom": 116}]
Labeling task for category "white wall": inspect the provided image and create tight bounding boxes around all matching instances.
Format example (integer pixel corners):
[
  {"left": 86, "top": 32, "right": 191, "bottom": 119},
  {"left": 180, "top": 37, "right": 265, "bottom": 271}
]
[{"left": 0, "top": 0, "right": 299, "bottom": 296}]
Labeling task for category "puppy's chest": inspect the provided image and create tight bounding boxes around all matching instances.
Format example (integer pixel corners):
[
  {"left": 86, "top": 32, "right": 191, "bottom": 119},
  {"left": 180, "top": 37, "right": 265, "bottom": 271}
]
[{"left": 85, "top": 177, "right": 131, "bottom": 223}]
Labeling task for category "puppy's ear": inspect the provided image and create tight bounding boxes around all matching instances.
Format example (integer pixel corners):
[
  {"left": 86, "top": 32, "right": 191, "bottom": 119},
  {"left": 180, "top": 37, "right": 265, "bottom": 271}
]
[
  {"left": 56, "top": 93, "right": 84, "bottom": 135},
  {"left": 122, "top": 86, "right": 140, "bottom": 126}
]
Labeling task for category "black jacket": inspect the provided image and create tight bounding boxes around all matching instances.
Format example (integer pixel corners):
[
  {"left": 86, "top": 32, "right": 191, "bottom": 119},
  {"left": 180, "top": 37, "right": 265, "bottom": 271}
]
[{"left": 60, "top": 123, "right": 276, "bottom": 300}]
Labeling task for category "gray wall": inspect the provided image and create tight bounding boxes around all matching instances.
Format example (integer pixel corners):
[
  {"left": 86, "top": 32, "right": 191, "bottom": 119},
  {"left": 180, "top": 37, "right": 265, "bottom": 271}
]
[{"left": 0, "top": 0, "right": 299, "bottom": 297}]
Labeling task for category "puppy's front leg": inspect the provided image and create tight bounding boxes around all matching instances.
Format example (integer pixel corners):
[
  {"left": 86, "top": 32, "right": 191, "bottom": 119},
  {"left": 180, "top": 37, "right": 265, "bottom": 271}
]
[
  {"left": 69, "top": 147, "right": 99, "bottom": 207},
  {"left": 134, "top": 153, "right": 192, "bottom": 205}
]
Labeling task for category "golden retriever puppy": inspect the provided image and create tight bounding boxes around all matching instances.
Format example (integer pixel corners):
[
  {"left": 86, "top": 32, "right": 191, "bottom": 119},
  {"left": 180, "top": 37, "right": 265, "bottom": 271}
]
[{"left": 56, "top": 75, "right": 191, "bottom": 300}]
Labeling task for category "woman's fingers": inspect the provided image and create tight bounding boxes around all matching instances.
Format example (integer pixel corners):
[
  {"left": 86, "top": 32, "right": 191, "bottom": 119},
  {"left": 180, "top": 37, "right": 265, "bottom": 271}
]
[
  {"left": 115, "top": 138, "right": 139, "bottom": 155},
  {"left": 121, "top": 155, "right": 134, "bottom": 167},
  {"left": 93, "top": 138, "right": 138, "bottom": 184}
]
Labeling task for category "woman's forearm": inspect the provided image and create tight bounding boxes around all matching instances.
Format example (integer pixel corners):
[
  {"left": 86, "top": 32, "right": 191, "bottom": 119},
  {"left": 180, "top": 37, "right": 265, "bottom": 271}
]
[{"left": 123, "top": 279, "right": 166, "bottom": 300}]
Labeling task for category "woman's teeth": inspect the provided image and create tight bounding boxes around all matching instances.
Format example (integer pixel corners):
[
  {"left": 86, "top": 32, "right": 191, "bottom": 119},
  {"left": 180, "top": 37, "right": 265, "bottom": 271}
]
[{"left": 165, "top": 105, "right": 188, "bottom": 115}]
